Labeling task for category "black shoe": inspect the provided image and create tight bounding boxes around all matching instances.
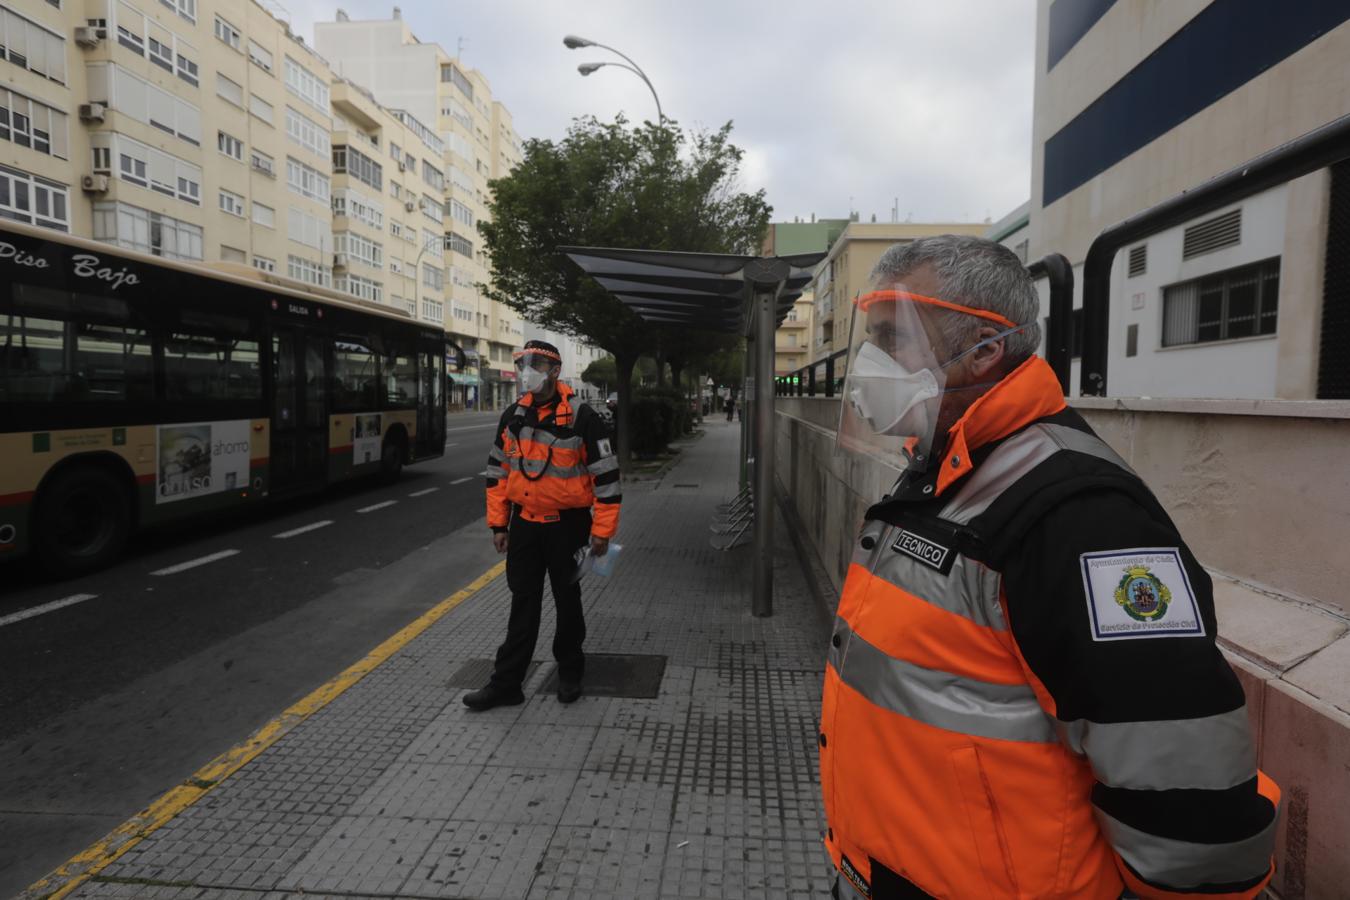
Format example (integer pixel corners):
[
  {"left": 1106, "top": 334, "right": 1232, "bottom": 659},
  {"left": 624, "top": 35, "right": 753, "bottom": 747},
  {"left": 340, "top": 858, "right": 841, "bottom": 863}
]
[
  {"left": 463, "top": 684, "right": 525, "bottom": 711},
  {"left": 557, "top": 681, "right": 582, "bottom": 704}
]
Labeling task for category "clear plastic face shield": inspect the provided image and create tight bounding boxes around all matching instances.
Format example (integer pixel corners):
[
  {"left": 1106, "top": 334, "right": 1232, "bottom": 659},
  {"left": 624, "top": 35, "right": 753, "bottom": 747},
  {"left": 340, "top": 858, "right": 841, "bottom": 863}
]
[
  {"left": 512, "top": 348, "right": 561, "bottom": 396},
  {"left": 836, "top": 287, "right": 1023, "bottom": 473}
]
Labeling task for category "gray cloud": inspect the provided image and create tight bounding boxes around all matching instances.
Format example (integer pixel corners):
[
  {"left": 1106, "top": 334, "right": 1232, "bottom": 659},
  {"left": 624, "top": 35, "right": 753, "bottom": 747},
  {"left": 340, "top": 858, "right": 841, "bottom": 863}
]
[{"left": 288, "top": 0, "right": 1035, "bottom": 226}]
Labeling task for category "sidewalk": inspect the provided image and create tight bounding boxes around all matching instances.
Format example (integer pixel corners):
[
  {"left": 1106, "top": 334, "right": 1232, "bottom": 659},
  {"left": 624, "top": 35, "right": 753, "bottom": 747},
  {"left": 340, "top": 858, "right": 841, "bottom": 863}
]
[{"left": 52, "top": 420, "right": 835, "bottom": 900}]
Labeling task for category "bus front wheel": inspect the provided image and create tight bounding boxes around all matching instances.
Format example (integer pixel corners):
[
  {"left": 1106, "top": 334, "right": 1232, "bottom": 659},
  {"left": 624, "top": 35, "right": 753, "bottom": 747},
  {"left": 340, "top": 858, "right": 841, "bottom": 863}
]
[{"left": 34, "top": 465, "right": 132, "bottom": 576}]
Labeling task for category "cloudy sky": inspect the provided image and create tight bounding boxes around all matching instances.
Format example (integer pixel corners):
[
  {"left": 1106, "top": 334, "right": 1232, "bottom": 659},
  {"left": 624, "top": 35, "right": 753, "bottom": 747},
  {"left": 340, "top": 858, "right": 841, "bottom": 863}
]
[{"left": 287, "top": 1, "right": 1037, "bottom": 227}]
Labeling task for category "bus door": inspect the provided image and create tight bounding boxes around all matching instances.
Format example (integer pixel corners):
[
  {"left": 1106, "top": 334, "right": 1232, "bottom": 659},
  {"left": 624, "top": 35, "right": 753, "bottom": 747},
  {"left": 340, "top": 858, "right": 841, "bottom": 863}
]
[
  {"left": 270, "top": 324, "right": 328, "bottom": 494},
  {"left": 415, "top": 339, "right": 446, "bottom": 456}
]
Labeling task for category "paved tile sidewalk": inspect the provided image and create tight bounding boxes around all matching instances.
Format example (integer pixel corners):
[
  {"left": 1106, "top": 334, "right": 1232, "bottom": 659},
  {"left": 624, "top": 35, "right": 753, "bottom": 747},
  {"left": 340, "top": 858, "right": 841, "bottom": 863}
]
[{"left": 68, "top": 420, "right": 834, "bottom": 899}]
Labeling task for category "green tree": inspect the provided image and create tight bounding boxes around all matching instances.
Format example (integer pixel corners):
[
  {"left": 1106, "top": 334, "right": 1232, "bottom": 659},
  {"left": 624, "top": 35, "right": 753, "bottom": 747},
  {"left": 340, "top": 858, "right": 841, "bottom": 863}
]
[
  {"left": 478, "top": 115, "right": 770, "bottom": 466},
  {"left": 580, "top": 355, "right": 618, "bottom": 395}
]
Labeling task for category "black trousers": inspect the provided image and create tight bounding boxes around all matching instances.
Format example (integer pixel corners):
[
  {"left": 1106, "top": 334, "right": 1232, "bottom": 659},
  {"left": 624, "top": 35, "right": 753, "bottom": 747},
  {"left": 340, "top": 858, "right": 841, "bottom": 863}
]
[{"left": 490, "top": 507, "right": 591, "bottom": 689}]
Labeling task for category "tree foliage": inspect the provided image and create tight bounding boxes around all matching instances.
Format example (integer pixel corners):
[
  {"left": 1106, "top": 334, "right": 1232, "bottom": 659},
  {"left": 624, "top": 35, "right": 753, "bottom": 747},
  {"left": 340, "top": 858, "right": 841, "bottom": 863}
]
[{"left": 478, "top": 115, "right": 771, "bottom": 464}]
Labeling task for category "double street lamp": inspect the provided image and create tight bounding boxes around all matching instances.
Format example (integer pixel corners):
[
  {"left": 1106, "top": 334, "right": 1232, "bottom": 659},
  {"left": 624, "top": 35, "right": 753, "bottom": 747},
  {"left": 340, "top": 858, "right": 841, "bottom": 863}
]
[{"left": 564, "top": 34, "right": 665, "bottom": 127}]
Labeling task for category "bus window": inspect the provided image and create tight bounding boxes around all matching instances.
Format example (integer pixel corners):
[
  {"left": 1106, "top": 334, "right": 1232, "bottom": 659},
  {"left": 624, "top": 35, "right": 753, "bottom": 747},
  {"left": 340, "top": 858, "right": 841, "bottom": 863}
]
[
  {"left": 164, "top": 333, "right": 262, "bottom": 402},
  {"left": 1, "top": 316, "right": 68, "bottom": 401},
  {"left": 2, "top": 285, "right": 152, "bottom": 402},
  {"left": 333, "top": 337, "right": 377, "bottom": 411},
  {"left": 382, "top": 345, "right": 418, "bottom": 409},
  {"left": 77, "top": 322, "right": 154, "bottom": 402}
]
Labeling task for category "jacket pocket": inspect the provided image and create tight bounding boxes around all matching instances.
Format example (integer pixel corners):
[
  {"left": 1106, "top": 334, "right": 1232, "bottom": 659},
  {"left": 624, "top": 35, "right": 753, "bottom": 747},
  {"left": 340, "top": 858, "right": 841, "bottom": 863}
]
[{"left": 950, "top": 745, "right": 1020, "bottom": 899}]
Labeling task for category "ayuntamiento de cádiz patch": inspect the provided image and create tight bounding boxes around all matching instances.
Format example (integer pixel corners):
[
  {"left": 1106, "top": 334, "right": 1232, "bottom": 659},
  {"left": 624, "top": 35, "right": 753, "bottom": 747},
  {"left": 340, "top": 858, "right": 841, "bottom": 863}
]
[{"left": 1079, "top": 547, "right": 1205, "bottom": 641}]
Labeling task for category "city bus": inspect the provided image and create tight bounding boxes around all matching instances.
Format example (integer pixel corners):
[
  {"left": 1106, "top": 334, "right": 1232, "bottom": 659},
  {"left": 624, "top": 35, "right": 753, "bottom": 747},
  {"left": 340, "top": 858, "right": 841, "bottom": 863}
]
[{"left": 0, "top": 220, "right": 453, "bottom": 575}]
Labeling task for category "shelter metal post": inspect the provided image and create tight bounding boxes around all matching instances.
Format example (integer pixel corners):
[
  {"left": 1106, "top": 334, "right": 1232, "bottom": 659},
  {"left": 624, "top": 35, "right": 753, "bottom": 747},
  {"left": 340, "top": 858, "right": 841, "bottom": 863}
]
[
  {"left": 752, "top": 285, "right": 777, "bottom": 618},
  {"left": 745, "top": 329, "right": 756, "bottom": 488}
]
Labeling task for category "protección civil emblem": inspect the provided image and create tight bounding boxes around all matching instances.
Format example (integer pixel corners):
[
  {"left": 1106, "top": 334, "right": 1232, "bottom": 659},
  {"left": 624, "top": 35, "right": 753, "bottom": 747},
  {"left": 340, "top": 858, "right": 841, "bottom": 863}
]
[{"left": 1114, "top": 565, "right": 1172, "bottom": 622}]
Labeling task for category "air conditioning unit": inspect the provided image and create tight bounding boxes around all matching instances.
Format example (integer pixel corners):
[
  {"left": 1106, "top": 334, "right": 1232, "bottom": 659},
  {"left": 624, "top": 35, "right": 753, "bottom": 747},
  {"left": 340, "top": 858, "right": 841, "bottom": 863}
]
[
  {"left": 417, "top": 198, "right": 429, "bottom": 211},
  {"left": 78, "top": 103, "right": 107, "bottom": 123},
  {"left": 397, "top": 160, "right": 407, "bottom": 172},
  {"left": 333, "top": 253, "right": 349, "bottom": 269},
  {"left": 74, "top": 26, "right": 104, "bottom": 48},
  {"left": 403, "top": 200, "right": 416, "bottom": 212},
  {"left": 251, "top": 159, "right": 275, "bottom": 178},
  {"left": 81, "top": 174, "right": 110, "bottom": 193}
]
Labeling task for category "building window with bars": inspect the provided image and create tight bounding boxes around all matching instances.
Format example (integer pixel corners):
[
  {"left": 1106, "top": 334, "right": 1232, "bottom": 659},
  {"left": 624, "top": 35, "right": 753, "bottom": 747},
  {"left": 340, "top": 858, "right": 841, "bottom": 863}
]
[{"left": 1162, "top": 258, "right": 1279, "bottom": 347}]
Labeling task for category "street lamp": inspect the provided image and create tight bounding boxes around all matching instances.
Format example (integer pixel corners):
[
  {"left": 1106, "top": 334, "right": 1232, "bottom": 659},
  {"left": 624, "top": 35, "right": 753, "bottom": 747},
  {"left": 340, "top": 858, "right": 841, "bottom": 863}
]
[{"left": 563, "top": 34, "right": 664, "bottom": 126}]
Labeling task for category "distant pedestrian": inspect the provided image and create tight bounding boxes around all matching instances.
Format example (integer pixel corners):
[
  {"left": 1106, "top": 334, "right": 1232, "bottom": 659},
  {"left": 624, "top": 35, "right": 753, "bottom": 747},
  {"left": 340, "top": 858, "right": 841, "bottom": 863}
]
[
  {"left": 821, "top": 235, "right": 1278, "bottom": 899},
  {"left": 464, "top": 340, "right": 622, "bottom": 710},
  {"left": 725, "top": 397, "right": 735, "bottom": 422}
]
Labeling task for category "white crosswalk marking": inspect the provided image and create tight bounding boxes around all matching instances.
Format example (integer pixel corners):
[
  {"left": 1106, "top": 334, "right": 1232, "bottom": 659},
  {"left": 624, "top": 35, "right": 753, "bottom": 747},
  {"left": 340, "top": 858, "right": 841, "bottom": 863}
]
[
  {"left": 0, "top": 594, "right": 99, "bottom": 628},
  {"left": 273, "top": 520, "right": 334, "bottom": 539},
  {"left": 151, "top": 549, "right": 240, "bottom": 576},
  {"left": 357, "top": 500, "right": 398, "bottom": 514}
]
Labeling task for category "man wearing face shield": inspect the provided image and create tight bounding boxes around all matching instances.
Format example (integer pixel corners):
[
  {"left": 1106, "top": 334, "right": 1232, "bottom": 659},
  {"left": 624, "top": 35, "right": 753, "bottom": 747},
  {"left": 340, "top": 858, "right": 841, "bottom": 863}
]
[
  {"left": 821, "top": 236, "right": 1278, "bottom": 900},
  {"left": 465, "top": 340, "right": 621, "bottom": 710}
]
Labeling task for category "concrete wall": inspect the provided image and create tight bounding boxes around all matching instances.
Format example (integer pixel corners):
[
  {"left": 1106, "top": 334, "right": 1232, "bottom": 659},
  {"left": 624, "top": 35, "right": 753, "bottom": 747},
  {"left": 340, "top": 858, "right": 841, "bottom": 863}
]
[{"left": 777, "top": 396, "right": 1350, "bottom": 897}]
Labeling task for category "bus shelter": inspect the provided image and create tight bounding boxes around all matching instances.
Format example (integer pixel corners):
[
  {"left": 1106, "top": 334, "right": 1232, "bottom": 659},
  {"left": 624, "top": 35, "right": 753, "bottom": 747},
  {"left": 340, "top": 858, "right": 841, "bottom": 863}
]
[{"left": 561, "top": 246, "right": 825, "bottom": 617}]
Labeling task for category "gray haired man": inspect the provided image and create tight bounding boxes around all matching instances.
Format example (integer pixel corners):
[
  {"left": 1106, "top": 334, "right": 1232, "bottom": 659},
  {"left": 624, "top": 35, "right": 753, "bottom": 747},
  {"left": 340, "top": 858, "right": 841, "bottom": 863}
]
[{"left": 820, "top": 235, "right": 1278, "bottom": 899}]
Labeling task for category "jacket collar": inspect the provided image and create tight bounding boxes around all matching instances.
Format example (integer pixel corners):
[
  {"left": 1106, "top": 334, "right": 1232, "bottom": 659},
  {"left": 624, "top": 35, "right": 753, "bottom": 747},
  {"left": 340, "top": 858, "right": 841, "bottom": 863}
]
[
  {"left": 935, "top": 356, "right": 1066, "bottom": 496},
  {"left": 516, "top": 380, "right": 574, "bottom": 420}
]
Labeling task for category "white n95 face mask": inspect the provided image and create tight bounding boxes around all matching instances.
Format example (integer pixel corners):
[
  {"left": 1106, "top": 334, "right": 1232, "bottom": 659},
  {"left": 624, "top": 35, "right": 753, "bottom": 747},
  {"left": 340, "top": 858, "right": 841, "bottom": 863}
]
[
  {"left": 846, "top": 340, "right": 941, "bottom": 437},
  {"left": 520, "top": 367, "right": 549, "bottom": 394}
]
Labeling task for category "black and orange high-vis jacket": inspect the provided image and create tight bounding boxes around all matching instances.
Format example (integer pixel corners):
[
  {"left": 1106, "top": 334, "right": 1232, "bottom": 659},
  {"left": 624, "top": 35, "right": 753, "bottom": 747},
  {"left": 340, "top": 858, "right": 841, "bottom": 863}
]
[
  {"left": 822, "top": 355, "right": 1279, "bottom": 900},
  {"left": 483, "top": 381, "right": 621, "bottom": 539}
]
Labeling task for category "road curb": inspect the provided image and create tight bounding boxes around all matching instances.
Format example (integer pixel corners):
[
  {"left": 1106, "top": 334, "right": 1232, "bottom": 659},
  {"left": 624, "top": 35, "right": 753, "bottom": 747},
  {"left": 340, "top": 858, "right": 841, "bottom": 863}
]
[{"left": 23, "top": 560, "right": 507, "bottom": 900}]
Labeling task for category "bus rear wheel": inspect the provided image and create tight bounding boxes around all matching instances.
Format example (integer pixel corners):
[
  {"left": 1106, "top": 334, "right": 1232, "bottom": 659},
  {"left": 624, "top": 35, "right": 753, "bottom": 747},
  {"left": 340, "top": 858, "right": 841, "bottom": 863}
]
[
  {"left": 34, "top": 466, "right": 132, "bottom": 576},
  {"left": 379, "top": 434, "right": 405, "bottom": 483}
]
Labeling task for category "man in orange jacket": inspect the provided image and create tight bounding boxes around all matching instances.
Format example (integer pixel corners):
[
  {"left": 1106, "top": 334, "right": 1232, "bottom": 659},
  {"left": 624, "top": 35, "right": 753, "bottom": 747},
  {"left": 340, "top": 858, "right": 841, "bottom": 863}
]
[
  {"left": 464, "top": 340, "right": 621, "bottom": 710},
  {"left": 823, "top": 235, "right": 1279, "bottom": 899}
]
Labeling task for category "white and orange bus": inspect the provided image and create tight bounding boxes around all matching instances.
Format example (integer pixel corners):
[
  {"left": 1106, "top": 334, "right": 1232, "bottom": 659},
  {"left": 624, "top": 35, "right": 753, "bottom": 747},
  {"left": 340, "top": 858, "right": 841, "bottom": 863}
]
[{"left": 0, "top": 220, "right": 455, "bottom": 574}]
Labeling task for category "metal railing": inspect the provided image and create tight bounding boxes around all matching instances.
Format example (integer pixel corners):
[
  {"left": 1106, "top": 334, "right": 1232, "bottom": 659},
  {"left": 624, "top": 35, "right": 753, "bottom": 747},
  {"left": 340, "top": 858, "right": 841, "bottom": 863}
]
[{"left": 775, "top": 348, "right": 848, "bottom": 397}]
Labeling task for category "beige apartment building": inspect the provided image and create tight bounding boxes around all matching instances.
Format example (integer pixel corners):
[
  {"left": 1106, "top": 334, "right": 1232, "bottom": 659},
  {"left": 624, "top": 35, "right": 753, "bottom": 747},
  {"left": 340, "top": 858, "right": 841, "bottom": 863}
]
[
  {"left": 315, "top": 10, "right": 525, "bottom": 409},
  {"left": 0, "top": 0, "right": 340, "bottom": 286},
  {"left": 775, "top": 291, "right": 813, "bottom": 376},
  {"left": 806, "top": 221, "right": 991, "bottom": 361}
]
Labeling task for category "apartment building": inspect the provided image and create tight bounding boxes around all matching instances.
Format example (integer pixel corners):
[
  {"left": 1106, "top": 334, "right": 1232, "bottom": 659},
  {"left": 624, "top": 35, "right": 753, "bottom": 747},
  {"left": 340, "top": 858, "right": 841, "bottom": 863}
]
[
  {"left": 315, "top": 10, "right": 526, "bottom": 409},
  {"left": 328, "top": 77, "right": 447, "bottom": 327},
  {"left": 1029, "top": 0, "right": 1350, "bottom": 399},
  {"left": 805, "top": 221, "right": 990, "bottom": 361},
  {"left": 0, "top": 0, "right": 343, "bottom": 283},
  {"left": 775, "top": 292, "right": 813, "bottom": 376}
]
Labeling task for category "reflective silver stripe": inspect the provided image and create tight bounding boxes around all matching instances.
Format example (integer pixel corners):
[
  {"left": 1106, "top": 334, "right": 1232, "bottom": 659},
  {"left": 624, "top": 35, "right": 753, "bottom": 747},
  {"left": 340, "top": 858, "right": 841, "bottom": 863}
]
[
  {"left": 871, "top": 545, "right": 1006, "bottom": 631},
  {"left": 593, "top": 480, "right": 621, "bottom": 499},
  {"left": 831, "top": 617, "right": 1057, "bottom": 743},
  {"left": 941, "top": 423, "right": 1133, "bottom": 525},
  {"left": 1094, "top": 806, "right": 1277, "bottom": 890},
  {"left": 483, "top": 465, "right": 507, "bottom": 479},
  {"left": 851, "top": 521, "right": 891, "bottom": 569},
  {"left": 587, "top": 455, "right": 619, "bottom": 476},
  {"left": 489, "top": 446, "right": 506, "bottom": 462},
  {"left": 508, "top": 457, "right": 587, "bottom": 479},
  {"left": 1060, "top": 708, "right": 1257, "bottom": 791},
  {"left": 517, "top": 426, "right": 583, "bottom": 450}
]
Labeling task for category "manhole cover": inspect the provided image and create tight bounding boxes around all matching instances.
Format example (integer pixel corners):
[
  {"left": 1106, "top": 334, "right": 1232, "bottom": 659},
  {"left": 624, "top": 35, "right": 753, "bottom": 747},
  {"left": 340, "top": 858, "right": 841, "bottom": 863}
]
[
  {"left": 447, "top": 658, "right": 540, "bottom": 688},
  {"left": 537, "top": 653, "right": 668, "bottom": 698}
]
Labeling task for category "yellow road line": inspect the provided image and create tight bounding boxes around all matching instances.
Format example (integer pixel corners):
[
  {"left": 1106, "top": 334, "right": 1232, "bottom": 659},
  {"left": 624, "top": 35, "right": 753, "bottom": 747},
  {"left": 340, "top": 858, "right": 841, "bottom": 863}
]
[{"left": 25, "top": 561, "right": 506, "bottom": 900}]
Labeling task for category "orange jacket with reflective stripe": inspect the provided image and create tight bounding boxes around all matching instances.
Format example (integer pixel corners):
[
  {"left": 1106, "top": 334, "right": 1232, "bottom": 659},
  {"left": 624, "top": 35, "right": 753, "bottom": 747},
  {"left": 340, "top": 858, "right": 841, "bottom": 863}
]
[
  {"left": 821, "top": 356, "right": 1279, "bottom": 900},
  {"left": 484, "top": 382, "right": 621, "bottom": 538}
]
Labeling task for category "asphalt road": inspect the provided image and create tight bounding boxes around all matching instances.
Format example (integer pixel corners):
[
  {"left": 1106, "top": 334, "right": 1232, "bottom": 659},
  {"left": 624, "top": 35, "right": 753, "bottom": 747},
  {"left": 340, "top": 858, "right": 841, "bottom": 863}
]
[{"left": 0, "top": 411, "right": 505, "bottom": 898}]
